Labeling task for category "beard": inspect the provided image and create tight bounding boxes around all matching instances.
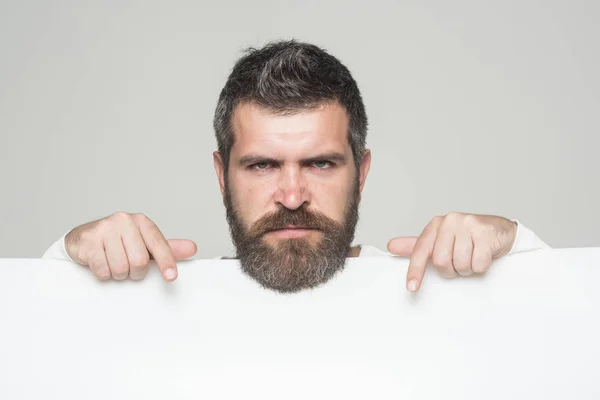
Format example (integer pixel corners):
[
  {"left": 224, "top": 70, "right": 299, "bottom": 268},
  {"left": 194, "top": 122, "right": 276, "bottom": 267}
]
[{"left": 224, "top": 177, "right": 360, "bottom": 293}]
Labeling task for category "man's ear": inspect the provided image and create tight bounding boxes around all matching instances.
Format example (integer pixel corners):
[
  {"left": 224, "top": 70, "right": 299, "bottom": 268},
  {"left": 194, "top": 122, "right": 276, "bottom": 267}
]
[
  {"left": 213, "top": 151, "right": 226, "bottom": 197},
  {"left": 358, "top": 149, "right": 371, "bottom": 196}
]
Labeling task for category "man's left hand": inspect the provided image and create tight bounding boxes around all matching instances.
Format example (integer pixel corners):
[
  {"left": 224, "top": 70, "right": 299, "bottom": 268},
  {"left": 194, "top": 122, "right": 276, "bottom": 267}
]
[{"left": 387, "top": 212, "right": 518, "bottom": 292}]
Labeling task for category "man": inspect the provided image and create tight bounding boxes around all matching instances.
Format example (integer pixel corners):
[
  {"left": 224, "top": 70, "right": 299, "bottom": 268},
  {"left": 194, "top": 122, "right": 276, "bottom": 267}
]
[{"left": 42, "top": 40, "right": 550, "bottom": 293}]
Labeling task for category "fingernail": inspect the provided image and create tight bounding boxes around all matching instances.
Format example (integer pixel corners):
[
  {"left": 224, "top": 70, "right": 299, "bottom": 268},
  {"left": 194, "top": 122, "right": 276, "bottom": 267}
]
[
  {"left": 164, "top": 268, "right": 177, "bottom": 281},
  {"left": 407, "top": 279, "right": 418, "bottom": 292}
]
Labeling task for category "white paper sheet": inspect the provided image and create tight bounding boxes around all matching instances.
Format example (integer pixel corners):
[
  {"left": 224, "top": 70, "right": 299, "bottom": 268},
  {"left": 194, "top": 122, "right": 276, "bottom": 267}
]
[{"left": 1, "top": 248, "right": 599, "bottom": 399}]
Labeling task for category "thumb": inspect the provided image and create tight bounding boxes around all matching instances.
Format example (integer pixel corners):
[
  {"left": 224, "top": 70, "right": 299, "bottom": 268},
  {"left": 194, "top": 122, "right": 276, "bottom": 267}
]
[
  {"left": 387, "top": 236, "right": 418, "bottom": 257},
  {"left": 167, "top": 239, "right": 198, "bottom": 260}
]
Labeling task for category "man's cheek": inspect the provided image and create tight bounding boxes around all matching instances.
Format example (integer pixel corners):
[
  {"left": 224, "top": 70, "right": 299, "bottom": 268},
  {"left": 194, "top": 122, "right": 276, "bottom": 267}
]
[{"left": 239, "top": 204, "right": 264, "bottom": 233}]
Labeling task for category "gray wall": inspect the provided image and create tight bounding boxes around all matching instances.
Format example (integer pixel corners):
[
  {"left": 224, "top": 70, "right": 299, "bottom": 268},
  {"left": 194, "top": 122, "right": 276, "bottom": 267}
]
[{"left": 1, "top": 0, "right": 598, "bottom": 258}]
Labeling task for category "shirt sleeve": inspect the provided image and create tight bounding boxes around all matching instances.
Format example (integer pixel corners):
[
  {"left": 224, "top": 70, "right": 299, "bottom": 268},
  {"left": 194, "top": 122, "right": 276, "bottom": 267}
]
[
  {"left": 41, "top": 232, "right": 76, "bottom": 262},
  {"left": 508, "top": 220, "right": 551, "bottom": 255}
]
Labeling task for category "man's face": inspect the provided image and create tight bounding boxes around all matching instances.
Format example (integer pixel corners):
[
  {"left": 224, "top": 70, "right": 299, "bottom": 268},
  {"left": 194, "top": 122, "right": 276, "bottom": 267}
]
[{"left": 214, "top": 102, "right": 370, "bottom": 293}]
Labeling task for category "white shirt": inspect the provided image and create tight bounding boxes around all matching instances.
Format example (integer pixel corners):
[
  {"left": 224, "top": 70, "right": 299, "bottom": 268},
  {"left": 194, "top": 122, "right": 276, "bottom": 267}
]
[{"left": 41, "top": 219, "right": 550, "bottom": 262}]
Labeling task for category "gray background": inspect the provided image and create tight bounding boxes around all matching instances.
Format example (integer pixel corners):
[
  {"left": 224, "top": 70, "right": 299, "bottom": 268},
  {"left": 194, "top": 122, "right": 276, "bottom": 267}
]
[{"left": 1, "top": 0, "right": 598, "bottom": 258}]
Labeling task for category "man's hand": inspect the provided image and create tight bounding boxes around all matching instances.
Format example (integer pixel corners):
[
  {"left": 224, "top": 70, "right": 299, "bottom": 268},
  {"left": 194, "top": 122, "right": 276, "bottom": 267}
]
[
  {"left": 387, "top": 212, "right": 518, "bottom": 292},
  {"left": 65, "top": 212, "right": 197, "bottom": 282}
]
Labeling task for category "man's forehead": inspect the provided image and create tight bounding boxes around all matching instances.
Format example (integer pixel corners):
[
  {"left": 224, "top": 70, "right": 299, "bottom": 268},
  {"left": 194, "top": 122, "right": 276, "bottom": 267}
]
[{"left": 230, "top": 102, "right": 350, "bottom": 151}]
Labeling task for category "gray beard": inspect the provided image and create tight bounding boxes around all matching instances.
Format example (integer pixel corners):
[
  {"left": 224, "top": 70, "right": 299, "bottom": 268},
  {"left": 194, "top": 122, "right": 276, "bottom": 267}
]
[{"left": 224, "top": 177, "right": 360, "bottom": 293}]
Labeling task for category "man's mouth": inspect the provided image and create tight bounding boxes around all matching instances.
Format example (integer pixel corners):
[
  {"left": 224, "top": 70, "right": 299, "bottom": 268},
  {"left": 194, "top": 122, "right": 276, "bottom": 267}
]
[{"left": 267, "top": 226, "right": 318, "bottom": 238}]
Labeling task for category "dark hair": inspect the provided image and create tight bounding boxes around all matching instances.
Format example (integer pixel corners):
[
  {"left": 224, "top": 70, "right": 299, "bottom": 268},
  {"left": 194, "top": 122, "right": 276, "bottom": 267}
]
[{"left": 213, "top": 40, "right": 368, "bottom": 171}]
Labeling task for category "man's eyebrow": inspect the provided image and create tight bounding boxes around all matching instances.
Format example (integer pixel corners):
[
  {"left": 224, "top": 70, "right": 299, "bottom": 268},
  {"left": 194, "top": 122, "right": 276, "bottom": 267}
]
[
  {"left": 303, "top": 152, "right": 348, "bottom": 164},
  {"left": 238, "top": 154, "right": 278, "bottom": 166},
  {"left": 237, "top": 152, "right": 348, "bottom": 166}
]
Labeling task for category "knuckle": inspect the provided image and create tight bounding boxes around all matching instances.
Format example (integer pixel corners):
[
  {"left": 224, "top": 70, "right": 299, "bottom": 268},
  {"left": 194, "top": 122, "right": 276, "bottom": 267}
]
[
  {"left": 431, "top": 253, "right": 451, "bottom": 268},
  {"left": 111, "top": 211, "right": 131, "bottom": 220},
  {"left": 138, "top": 218, "right": 160, "bottom": 239},
  {"left": 137, "top": 212, "right": 153, "bottom": 223},
  {"left": 454, "top": 263, "right": 471, "bottom": 273},
  {"left": 129, "top": 272, "right": 146, "bottom": 281},
  {"left": 471, "top": 252, "right": 490, "bottom": 272},
  {"left": 110, "top": 263, "right": 129, "bottom": 279},
  {"left": 108, "top": 212, "right": 134, "bottom": 227},
  {"left": 463, "top": 214, "right": 482, "bottom": 228},
  {"left": 423, "top": 219, "right": 440, "bottom": 234},
  {"left": 432, "top": 215, "right": 444, "bottom": 224},
  {"left": 445, "top": 211, "right": 463, "bottom": 220},
  {"left": 95, "top": 219, "right": 112, "bottom": 233},
  {"left": 483, "top": 223, "right": 496, "bottom": 236},
  {"left": 146, "top": 219, "right": 159, "bottom": 233},
  {"left": 453, "top": 249, "right": 471, "bottom": 267},
  {"left": 89, "top": 260, "right": 111, "bottom": 280},
  {"left": 462, "top": 213, "right": 477, "bottom": 222},
  {"left": 77, "top": 246, "right": 95, "bottom": 265},
  {"left": 471, "top": 265, "right": 483, "bottom": 274},
  {"left": 472, "top": 261, "right": 490, "bottom": 273},
  {"left": 148, "top": 230, "right": 168, "bottom": 250},
  {"left": 131, "top": 213, "right": 149, "bottom": 224},
  {"left": 440, "top": 268, "right": 457, "bottom": 278},
  {"left": 95, "top": 269, "right": 111, "bottom": 281},
  {"left": 129, "top": 253, "right": 150, "bottom": 269}
]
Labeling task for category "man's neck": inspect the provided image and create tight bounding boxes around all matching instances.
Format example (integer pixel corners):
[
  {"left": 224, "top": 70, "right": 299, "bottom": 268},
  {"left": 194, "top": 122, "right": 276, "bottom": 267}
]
[{"left": 348, "top": 245, "right": 362, "bottom": 258}]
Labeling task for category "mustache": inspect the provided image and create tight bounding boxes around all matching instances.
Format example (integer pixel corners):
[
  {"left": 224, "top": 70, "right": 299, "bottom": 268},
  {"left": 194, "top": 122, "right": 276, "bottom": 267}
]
[{"left": 247, "top": 207, "right": 340, "bottom": 239}]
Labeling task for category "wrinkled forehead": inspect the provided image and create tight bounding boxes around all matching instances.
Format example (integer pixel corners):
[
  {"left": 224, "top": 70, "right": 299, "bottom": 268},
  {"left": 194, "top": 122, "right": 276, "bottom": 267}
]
[{"left": 230, "top": 102, "right": 352, "bottom": 158}]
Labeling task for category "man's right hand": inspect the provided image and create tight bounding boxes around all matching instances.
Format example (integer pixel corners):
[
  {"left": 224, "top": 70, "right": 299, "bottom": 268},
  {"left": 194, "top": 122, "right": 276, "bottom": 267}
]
[{"left": 65, "top": 212, "right": 197, "bottom": 282}]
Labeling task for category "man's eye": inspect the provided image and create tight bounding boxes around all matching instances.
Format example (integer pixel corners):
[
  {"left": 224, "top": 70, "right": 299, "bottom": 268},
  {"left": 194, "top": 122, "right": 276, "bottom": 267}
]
[
  {"left": 252, "top": 162, "right": 271, "bottom": 170},
  {"left": 313, "top": 161, "right": 332, "bottom": 169}
]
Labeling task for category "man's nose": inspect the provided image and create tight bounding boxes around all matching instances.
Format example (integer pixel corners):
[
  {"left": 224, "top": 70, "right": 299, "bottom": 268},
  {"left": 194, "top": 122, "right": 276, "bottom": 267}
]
[{"left": 273, "top": 166, "right": 310, "bottom": 210}]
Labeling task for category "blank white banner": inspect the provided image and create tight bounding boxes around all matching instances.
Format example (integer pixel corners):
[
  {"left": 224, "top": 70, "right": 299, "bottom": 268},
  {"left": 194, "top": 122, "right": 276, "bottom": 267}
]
[{"left": 1, "top": 248, "right": 599, "bottom": 399}]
